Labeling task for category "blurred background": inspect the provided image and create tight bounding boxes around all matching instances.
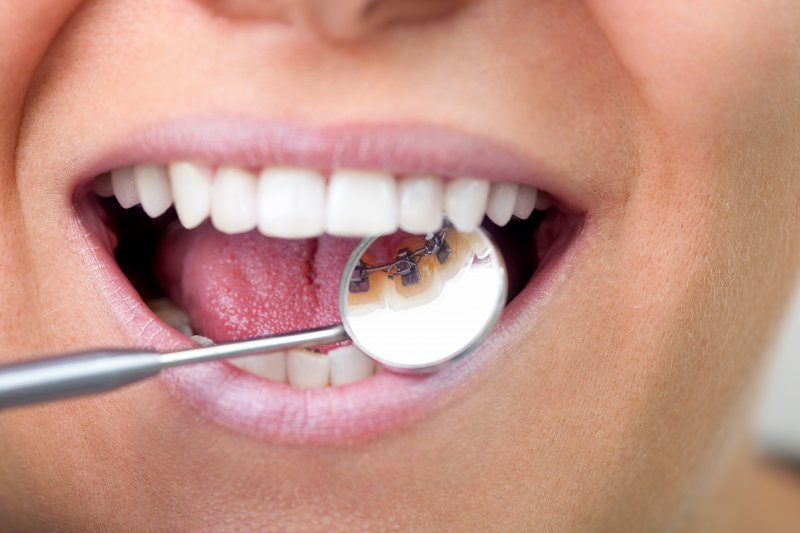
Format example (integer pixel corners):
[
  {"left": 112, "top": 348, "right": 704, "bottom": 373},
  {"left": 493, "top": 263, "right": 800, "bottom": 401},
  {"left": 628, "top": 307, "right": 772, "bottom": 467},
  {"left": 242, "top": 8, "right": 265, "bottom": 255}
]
[{"left": 757, "top": 281, "right": 800, "bottom": 461}]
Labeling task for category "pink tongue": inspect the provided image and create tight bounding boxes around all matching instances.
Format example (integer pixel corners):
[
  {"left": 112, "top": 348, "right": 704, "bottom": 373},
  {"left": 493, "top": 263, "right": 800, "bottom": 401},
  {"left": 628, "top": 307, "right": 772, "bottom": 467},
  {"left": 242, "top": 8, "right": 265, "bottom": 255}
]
[{"left": 155, "top": 223, "right": 360, "bottom": 342}]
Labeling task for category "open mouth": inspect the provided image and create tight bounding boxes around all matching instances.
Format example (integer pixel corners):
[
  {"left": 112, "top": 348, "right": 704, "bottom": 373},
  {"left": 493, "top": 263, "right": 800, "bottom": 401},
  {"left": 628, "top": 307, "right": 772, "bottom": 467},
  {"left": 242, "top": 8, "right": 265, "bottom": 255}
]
[{"left": 71, "top": 120, "right": 584, "bottom": 443}]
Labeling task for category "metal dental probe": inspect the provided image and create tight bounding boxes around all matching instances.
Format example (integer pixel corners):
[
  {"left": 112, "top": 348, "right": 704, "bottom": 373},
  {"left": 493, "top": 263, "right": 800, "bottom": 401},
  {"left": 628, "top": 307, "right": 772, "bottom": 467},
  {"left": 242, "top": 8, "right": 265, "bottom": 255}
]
[
  {"left": 0, "top": 325, "right": 348, "bottom": 410},
  {"left": 0, "top": 223, "right": 508, "bottom": 411}
]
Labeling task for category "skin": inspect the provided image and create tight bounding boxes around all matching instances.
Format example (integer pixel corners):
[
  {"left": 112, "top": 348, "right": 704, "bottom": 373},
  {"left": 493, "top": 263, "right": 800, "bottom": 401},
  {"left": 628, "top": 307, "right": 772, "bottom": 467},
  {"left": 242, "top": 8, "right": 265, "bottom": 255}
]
[{"left": 1, "top": 0, "right": 799, "bottom": 530}]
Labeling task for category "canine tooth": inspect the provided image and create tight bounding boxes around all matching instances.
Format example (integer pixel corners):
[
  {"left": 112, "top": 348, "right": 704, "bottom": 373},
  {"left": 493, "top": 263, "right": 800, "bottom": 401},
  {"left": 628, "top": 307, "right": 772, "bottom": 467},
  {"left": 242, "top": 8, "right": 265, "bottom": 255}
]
[
  {"left": 170, "top": 162, "right": 213, "bottom": 229},
  {"left": 211, "top": 166, "right": 258, "bottom": 234},
  {"left": 328, "top": 345, "right": 374, "bottom": 386},
  {"left": 535, "top": 191, "right": 553, "bottom": 210},
  {"left": 92, "top": 175, "right": 114, "bottom": 197},
  {"left": 134, "top": 164, "right": 173, "bottom": 218},
  {"left": 287, "top": 350, "right": 330, "bottom": 389},
  {"left": 148, "top": 298, "right": 193, "bottom": 336},
  {"left": 326, "top": 170, "right": 398, "bottom": 236},
  {"left": 398, "top": 175, "right": 444, "bottom": 233},
  {"left": 191, "top": 335, "right": 215, "bottom": 347},
  {"left": 512, "top": 185, "right": 538, "bottom": 219},
  {"left": 257, "top": 167, "right": 326, "bottom": 238},
  {"left": 486, "top": 182, "right": 519, "bottom": 226},
  {"left": 111, "top": 167, "right": 140, "bottom": 209},
  {"left": 444, "top": 178, "right": 489, "bottom": 232},
  {"left": 231, "top": 353, "right": 287, "bottom": 382}
]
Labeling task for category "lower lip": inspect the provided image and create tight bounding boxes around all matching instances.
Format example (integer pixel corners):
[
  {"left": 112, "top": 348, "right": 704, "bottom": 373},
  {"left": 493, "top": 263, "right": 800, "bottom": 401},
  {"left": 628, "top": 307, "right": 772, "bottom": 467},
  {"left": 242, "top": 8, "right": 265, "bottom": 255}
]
[{"left": 72, "top": 198, "right": 583, "bottom": 445}]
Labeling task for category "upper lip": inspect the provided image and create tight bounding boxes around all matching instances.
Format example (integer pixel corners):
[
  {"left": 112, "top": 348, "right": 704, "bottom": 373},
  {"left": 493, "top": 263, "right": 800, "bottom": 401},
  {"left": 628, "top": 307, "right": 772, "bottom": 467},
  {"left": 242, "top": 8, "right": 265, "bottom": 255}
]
[
  {"left": 69, "top": 116, "right": 586, "bottom": 445},
  {"left": 71, "top": 116, "right": 589, "bottom": 213}
]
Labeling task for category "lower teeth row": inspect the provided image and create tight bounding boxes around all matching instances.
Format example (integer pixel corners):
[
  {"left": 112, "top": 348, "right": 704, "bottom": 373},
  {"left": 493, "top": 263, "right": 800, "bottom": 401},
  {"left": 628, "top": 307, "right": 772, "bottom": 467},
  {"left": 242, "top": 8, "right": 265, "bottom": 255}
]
[{"left": 147, "top": 298, "right": 376, "bottom": 388}]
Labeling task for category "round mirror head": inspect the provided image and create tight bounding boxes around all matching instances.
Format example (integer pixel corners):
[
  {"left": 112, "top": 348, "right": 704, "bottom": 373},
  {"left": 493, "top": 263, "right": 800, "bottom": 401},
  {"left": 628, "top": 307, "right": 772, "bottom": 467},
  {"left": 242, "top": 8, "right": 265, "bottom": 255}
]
[{"left": 339, "top": 224, "right": 508, "bottom": 372}]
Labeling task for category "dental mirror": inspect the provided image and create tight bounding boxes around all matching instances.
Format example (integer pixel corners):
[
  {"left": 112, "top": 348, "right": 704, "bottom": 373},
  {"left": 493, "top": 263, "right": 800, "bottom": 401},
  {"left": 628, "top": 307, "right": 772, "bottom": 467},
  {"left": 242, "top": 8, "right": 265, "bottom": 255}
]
[
  {"left": 0, "top": 222, "right": 507, "bottom": 409},
  {"left": 340, "top": 224, "right": 507, "bottom": 372}
]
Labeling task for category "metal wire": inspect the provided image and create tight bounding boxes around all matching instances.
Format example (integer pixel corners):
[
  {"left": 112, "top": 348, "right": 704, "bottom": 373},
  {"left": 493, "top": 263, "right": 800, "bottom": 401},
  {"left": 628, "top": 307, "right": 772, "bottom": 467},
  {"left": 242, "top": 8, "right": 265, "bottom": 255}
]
[{"left": 349, "top": 227, "right": 452, "bottom": 292}]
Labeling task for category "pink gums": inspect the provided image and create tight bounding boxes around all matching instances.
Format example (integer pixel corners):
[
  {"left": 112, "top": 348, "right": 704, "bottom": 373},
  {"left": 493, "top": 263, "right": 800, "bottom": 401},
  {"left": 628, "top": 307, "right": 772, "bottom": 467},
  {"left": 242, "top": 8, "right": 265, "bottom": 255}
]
[{"left": 156, "top": 223, "right": 360, "bottom": 343}]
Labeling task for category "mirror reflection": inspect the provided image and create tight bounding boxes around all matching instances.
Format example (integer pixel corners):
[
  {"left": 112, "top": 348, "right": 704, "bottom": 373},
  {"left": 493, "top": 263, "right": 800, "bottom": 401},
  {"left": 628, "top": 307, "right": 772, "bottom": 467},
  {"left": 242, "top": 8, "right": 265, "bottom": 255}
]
[{"left": 341, "top": 224, "right": 508, "bottom": 371}]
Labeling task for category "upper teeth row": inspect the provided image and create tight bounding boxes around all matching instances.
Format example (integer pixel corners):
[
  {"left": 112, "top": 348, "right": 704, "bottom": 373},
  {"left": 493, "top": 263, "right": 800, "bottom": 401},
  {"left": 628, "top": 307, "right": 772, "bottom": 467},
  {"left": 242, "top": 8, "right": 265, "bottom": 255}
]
[{"left": 94, "top": 163, "right": 549, "bottom": 237}]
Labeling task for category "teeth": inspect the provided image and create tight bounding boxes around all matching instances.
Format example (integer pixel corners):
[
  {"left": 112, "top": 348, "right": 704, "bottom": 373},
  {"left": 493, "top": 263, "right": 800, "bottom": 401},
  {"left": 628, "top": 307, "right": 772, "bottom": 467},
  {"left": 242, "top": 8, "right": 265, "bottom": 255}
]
[
  {"left": 148, "top": 298, "right": 193, "bottom": 336},
  {"left": 346, "top": 269, "right": 389, "bottom": 317},
  {"left": 486, "top": 182, "right": 519, "bottom": 227},
  {"left": 257, "top": 167, "right": 326, "bottom": 238},
  {"left": 437, "top": 231, "right": 479, "bottom": 283},
  {"left": 444, "top": 178, "right": 490, "bottom": 232},
  {"left": 382, "top": 236, "right": 446, "bottom": 310},
  {"left": 388, "top": 253, "right": 444, "bottom": 310},
  {"left": 230, "top": 352, "right": 288, "bottom": 382},
  {"left": 134, "top": 164, "right": 173, "bottom": 218},
  {"left": 210, "top": 166, "right": 259, "bottom": 234},
  {"left": 326, "top": 170, "right": 399, "bottom": 236},
  {"left": 227, "top": 347, "right": 376, "bottom": 388},
  {"left": 512, "top": 185, "right": 538, "bottom": 220},
  {"left": 101, "top": 162, "right": 549, "bottom": 235},
  {"left": 287, "top": 350, "right": 330, "bottom": 389},
  {"left": 170, "top": 162, "right": 213, "bottom": 229},
  {"left": 328, "top": 345, "right": 375, "bottom": 386},
  {"left": 191, "top": 335, "right": 215, "bottom": 347},
  {"left": 111, "top": 167, "right": 140, "bottom": 209},
  {"left": 398, "top": 176, "right": 444, "bottom": 234},
  {"left": 347, "top": 231, "right": 483, "bottom": 314}
]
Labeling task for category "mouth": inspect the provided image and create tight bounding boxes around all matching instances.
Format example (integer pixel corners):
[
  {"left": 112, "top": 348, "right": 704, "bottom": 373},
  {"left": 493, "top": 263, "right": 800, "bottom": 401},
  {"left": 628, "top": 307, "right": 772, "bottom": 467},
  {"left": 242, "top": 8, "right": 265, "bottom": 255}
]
[{"left": 70, "top": 119, "right": 585, "bottom": 444}]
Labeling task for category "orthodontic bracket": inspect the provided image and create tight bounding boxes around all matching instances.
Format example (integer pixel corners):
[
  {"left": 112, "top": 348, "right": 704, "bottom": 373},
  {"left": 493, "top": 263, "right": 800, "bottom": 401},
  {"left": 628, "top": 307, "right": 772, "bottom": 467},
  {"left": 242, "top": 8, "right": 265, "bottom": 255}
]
[{"left": 348, "top": 227, "right": 451, "bottom": 293}]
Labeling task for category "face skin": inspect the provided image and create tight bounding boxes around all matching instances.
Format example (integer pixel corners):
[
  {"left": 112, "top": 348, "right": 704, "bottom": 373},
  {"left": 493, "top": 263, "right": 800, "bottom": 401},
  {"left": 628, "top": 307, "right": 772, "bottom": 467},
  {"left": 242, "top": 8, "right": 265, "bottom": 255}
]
[{"left": 1, "top": 0, "right": 799, "bottom": 531}]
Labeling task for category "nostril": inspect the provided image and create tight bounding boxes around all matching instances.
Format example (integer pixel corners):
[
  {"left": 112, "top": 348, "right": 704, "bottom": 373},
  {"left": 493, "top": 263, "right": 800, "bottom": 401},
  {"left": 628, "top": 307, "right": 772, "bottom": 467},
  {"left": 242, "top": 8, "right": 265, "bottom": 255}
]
[
  {"left": 193, "top": 0, "right": 286, "bottom": 22},
  {"left": 310, "top": 0, "right": 470, "bottom": 42},
  {"left": 196, "top": 0, "right": 470, "bottom": 42},
  {"left": 363, "top": 0, "right": 470, "bottom": 35}
]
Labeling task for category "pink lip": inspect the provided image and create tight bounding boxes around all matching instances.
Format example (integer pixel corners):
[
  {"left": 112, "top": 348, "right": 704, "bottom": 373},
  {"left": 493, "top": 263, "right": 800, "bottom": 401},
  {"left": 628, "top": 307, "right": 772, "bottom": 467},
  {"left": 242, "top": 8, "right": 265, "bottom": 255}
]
[{"left": 70, "top": 117, "right": 587, "bottom": 445}]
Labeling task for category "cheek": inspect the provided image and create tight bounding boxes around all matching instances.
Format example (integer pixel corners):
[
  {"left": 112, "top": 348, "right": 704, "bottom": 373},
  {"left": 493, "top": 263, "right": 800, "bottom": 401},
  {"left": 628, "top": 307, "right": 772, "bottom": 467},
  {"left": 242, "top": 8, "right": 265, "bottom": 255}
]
[{"left": 583, "top": 0, "right": 800, "bottom": 145}]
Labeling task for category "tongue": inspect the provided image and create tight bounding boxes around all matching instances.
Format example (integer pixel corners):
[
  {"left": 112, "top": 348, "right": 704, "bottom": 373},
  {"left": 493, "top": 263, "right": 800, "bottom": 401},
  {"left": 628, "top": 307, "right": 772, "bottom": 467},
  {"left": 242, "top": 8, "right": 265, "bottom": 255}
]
[{"left": 155, "top": 222, "right": 360, "bottom": 342}]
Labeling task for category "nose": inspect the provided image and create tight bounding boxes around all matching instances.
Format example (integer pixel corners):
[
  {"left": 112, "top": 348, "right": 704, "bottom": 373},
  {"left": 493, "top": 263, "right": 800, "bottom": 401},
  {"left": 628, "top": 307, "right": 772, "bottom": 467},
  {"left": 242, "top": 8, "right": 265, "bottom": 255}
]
[{"left": 199, "top": 0, "right": 469, "bottom": 41}]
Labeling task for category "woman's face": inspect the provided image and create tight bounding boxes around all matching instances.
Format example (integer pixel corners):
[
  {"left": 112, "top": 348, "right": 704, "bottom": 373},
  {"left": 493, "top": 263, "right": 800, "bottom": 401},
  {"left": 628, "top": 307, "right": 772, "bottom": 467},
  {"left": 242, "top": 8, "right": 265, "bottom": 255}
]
[{"left": 1, "top": 1, "right": 799, "bottom": 530}]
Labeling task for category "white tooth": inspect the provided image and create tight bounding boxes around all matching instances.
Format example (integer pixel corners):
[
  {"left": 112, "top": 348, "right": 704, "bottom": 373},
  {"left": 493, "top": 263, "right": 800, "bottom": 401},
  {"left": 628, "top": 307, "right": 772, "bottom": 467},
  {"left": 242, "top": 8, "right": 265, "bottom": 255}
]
[
  {"left": 328, "top": 345, "right": 375, "bottom": 386},
  {"left": 257, "top": 167, "right": 326, "bottom": 238},
  {"left": 231, "top": 353, "right": 287, "bottom": 382},
  {"left": 211, "top": 166, "right": 258, "bottom": 234},
  {"left": 535, "top": 191, "right": 553, "bottom": 210},
  {"left": 486, "top": 182, "right": 519, "bottom": 227},
  {"left": 388, "top": 255, "right": 444, "bottom": 310},
  {"left": 347, "top": 271, "right": 388, "bottom": 317},
  {"left": 229, "top": 358, "right": 249, "bottom": 371},
  {"left": 134, "top": 164, "right": 173, "bottom": 218},
  {"left": 287, "top": 350, "right": 330, "bottom": 389},
  {"left": 169, "top": 162, "right": 214, "bottom": 229},
  {"left": 398, "top": 175, "right": 444, "bottom": 234},
  {"left": 148, "top": 298, "right": 193, "bottom": 336},
  {"left": 92, "top": 174, "right": 114, "bottom": 197},
  {"left": 326, "top": 170, "right": 399, "bottom": 236},
  {"left": 191, "top": 335, "right": 215, "bottom": 347},
  {"left": 444, "top": 178, "right": 490, "bottom": 232},
  {"left": 111, "top": 167, "right": 140, "bottom": 209},
  {"left": 512, "top": 185, "right": 538, "bottom": 219}
]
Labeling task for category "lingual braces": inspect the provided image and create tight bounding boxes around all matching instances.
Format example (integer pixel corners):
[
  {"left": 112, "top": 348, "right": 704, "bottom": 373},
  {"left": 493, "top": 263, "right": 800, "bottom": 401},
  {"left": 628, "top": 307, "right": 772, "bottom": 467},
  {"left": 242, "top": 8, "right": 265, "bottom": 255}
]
[{"left": 349, "top": 228, "right": 452, "bottom": 293}]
